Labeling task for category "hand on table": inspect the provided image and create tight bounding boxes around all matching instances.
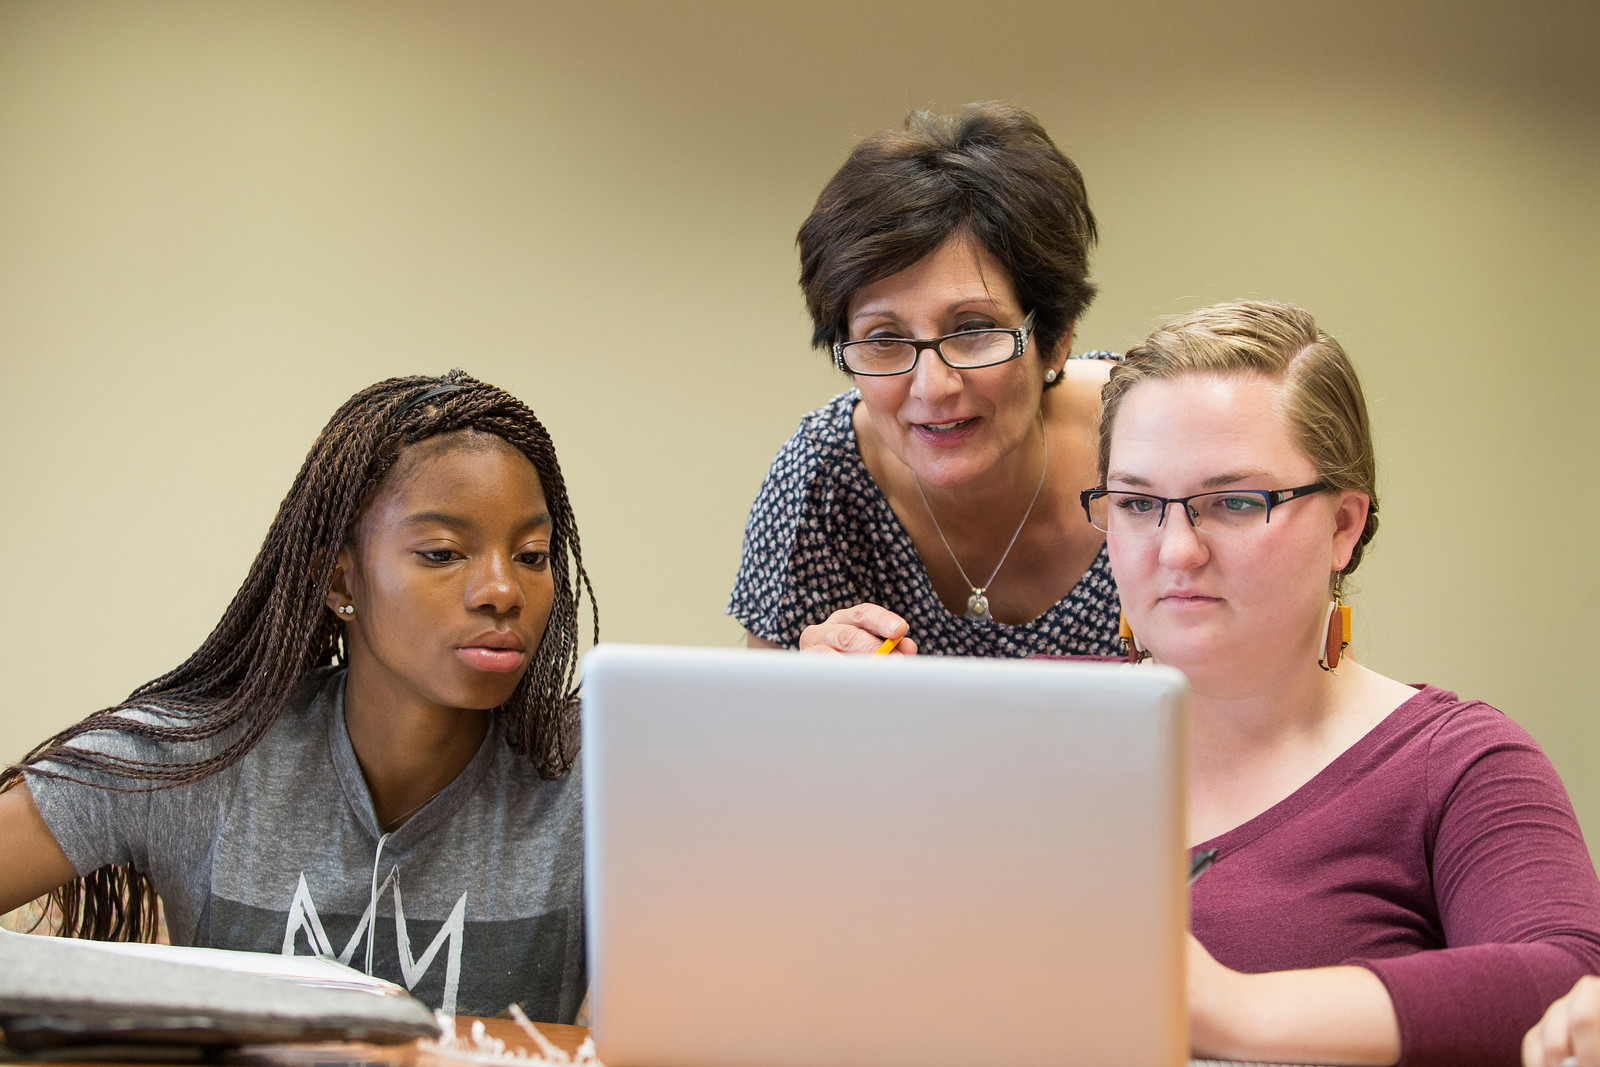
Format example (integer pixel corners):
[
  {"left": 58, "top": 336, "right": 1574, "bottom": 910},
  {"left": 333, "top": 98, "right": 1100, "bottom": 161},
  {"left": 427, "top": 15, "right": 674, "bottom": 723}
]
[
  {"left": 798, "top": 604, "right": 916, "bottom": 656},
  {"left": 1525, "top": 976, "right": 1600, "bottom": 1067}
]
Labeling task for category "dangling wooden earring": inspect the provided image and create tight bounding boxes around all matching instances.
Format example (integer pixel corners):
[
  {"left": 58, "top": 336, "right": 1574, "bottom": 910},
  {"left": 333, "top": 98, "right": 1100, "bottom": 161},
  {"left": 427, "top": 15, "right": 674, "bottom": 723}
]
[
  {"left": 1318, "top": 578, "right": 1352, "bottom": 671},
  {"left": 1119, "top": 612, "right": 1147, "bottom": 665}
]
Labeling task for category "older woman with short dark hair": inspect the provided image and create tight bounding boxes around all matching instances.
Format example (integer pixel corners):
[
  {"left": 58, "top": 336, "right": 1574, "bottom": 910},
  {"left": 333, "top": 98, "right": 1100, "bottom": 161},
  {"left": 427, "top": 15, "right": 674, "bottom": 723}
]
[{"left": 729, "top": 103, "right": 1121, "bottom": 657}]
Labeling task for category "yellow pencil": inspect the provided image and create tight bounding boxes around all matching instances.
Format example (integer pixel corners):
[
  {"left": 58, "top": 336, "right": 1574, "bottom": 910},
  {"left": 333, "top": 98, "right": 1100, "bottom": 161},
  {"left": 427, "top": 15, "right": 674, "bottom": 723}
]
[{"left": 873, "top": 636, "right": 901, "bottom": 656}]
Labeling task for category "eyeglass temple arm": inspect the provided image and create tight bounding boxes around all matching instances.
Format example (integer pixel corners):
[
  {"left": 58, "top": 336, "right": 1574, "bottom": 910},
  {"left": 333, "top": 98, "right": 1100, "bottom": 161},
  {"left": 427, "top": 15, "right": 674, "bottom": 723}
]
[{"left": 1268, "top": 481, "right": 1331, "bottom": 504}]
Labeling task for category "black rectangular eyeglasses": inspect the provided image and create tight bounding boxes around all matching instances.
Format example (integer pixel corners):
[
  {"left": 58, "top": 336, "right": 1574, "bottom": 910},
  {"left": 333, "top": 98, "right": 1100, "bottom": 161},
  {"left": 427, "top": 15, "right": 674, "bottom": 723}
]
[
  {"left": 832, "top": 311, "right": 1035, "bottom": 376},
  {"left": 1079, "top": 482, "right": 1331, "bottom": 535}
]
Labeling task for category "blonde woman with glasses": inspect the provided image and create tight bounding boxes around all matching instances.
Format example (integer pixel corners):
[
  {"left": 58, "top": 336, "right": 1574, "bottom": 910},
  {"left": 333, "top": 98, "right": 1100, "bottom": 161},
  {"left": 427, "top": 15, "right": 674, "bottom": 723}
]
[{"left": 1088, "top": 301, "right": 1600, "bottom": 1066}]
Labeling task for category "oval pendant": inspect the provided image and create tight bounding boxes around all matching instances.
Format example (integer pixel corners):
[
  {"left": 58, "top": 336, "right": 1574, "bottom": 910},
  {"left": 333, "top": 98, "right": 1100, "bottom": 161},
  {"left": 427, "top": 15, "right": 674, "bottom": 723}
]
[{"left": 965, "top": 593, "right": 991, "bottom": 621}]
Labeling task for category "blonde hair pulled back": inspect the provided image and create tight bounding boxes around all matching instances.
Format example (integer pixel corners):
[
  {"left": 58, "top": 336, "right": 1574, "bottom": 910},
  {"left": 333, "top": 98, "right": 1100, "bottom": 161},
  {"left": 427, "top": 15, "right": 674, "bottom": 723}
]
[{"left": 1098, "top": 300, "right": 1379, "bottom": 577}]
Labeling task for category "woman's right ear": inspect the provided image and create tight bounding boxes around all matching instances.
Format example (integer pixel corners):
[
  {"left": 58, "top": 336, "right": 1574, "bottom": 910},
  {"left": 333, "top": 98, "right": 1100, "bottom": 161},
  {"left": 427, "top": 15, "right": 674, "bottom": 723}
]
[{"left": 324, "top": 547, "right": 354, "bottom": 618}]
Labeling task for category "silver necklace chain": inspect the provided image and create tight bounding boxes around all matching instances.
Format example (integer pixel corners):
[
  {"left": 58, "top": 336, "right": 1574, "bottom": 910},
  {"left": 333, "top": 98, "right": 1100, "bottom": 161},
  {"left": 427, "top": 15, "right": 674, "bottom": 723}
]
[
  {"left": 913, "top": 429, "right": 1048, "bottom": 622},
  {"left": 380, "top": 787, "right": 442, "bottom": 833}
]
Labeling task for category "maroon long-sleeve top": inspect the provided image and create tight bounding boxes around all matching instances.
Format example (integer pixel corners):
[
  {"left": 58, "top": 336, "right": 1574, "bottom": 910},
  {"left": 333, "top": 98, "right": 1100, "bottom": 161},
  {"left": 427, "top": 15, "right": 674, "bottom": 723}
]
[{"left": 1190, "top": 685, "right": 1600, "bottom": 1066}]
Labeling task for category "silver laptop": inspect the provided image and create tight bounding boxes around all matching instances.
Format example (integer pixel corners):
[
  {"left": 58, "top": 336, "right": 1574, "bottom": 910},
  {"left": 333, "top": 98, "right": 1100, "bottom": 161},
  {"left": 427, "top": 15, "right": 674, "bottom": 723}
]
[{"left": 581, "top": 644, "right": 1188, "bottom": 1067}]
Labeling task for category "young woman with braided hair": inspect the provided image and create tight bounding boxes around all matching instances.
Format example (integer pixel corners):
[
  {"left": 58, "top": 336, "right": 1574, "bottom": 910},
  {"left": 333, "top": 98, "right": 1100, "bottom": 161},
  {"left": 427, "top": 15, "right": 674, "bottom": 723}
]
[{"left": 0, "top": 371, "right": 597, "bottom": 1021}]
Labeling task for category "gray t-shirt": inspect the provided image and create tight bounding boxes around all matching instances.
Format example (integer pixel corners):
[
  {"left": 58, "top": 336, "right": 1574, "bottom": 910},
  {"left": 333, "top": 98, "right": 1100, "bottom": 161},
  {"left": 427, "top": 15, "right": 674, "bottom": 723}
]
[{"left": 25, "top": 666, "right": 585, "bottom": 1022}]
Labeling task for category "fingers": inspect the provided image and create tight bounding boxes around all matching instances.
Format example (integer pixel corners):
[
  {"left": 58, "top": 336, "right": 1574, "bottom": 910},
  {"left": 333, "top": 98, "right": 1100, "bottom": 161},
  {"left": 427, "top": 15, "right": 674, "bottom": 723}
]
[
  {"left": 796, "top": 635, "right": 843, "bottom": 656},
  {"left": 1526, "top": 996, "right": 1570, "bottom": 1067},
  {"left": 797, "top": 604, "right": 914, "bottom": 655},
  {"left": 835, "top": 603, "right": 910, "bottom": 641},
  {"left": 1525, "top": 977, "right": 1600, "bottom": 1067},
  {"left": 1571, "top": 977, "right": 1600, "bottom": 1066},
  {"left": 1523, "top": 1001, "right": 1562, "bottom": 1067}
]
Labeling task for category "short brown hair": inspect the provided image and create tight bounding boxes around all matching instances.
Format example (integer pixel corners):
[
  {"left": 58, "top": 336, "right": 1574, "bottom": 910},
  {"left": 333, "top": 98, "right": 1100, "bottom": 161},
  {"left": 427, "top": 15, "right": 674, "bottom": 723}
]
[
  {"left": 1098, "top": 301, "right": 1380, "bottom": 577},
  {"left": 798, "top": 103, "right": 1098, "bottom": 361}
]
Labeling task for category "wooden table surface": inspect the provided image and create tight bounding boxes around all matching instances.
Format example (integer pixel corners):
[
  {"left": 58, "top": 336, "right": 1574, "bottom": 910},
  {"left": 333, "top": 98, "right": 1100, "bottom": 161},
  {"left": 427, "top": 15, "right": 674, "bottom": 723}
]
[
  {"left": 8, "top": 1018, "right": 590, "bottom": 1067},
  {"left": 12, "top": 1017, "right": 1323, "bottom": 1067}
]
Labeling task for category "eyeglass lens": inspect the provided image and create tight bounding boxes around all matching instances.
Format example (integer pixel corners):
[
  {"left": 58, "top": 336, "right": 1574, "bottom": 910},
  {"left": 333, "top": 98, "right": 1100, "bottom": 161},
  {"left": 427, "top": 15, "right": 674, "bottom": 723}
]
[
  {"left": 1088, "top": 491, "right": 1272, "bottom": 535},
  {"left": 843, "top": 329, "right": 1016, "bottom": 374}
]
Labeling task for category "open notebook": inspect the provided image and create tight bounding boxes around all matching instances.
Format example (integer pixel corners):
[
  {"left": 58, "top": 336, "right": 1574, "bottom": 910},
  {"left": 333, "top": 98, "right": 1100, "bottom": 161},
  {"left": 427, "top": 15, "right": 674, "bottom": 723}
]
[{"left": 0, "top": 930, "right": 438, "bottom": 1056}]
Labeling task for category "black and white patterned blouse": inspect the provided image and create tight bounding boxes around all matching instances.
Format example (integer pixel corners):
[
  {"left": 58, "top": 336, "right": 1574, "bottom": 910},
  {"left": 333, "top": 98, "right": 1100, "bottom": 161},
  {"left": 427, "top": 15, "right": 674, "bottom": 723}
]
[{"left": 727, "top": 390, "right": 1122, "bottom": 657}]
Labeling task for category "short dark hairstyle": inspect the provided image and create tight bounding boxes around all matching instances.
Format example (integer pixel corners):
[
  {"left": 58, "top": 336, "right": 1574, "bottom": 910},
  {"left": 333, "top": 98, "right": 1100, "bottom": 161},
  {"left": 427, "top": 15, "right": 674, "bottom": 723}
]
[{"left": 798, "top": 103, "right": 1099, "bottom": 361}]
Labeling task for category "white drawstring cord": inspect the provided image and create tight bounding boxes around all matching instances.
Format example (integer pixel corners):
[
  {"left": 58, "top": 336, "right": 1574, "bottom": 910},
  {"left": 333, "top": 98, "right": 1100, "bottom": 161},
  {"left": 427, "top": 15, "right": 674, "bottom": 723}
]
[{"left": 366, "top": 831, "right": 391, "bottom": 975}]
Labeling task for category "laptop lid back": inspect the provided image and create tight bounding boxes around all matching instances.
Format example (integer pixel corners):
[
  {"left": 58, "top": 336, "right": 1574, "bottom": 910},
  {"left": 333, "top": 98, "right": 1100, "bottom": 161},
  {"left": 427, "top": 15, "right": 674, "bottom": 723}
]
[{"left": 582, "top": 644, "right": 1187, "bottom": 1067}]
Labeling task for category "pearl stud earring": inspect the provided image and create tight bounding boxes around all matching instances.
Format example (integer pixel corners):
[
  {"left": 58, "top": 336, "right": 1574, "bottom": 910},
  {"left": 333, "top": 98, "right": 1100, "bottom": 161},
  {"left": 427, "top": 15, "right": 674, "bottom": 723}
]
[{"left": 1044, "top": 368, "right": 1059, "bottom": 383}]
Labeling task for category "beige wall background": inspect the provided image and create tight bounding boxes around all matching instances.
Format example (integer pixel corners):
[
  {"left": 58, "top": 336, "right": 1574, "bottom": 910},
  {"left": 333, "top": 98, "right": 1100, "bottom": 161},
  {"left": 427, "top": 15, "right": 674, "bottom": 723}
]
[{"left": 2, "top": 2, "right": 1597, "bottom": 854}]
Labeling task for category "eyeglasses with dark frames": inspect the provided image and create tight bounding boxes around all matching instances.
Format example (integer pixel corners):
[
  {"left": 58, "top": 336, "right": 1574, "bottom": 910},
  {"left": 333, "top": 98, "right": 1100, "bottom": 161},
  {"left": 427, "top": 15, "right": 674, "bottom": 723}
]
[
  {"left": 833, "top": 311, "right": 1036, "bottom": 376},
  {"left": 1078, "top": 482, "right": 1331, "bottom": 536}
]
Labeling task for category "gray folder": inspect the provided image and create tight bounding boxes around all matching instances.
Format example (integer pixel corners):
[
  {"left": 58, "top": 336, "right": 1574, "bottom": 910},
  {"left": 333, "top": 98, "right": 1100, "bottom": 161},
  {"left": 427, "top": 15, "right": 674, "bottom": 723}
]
[{"left": 0, "top": 931, "right": 438, "bottom": 1058}]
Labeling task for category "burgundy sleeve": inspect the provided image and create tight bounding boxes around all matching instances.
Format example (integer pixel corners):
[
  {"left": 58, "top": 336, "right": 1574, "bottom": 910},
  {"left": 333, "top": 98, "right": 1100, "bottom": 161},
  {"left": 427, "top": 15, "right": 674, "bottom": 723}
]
[{"left": 1357, "top": 705, "right": 1600, "bottom": 1067}]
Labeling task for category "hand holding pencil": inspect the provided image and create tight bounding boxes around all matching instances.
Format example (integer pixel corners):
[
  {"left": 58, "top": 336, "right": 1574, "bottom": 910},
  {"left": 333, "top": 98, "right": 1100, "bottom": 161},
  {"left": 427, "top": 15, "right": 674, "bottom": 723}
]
[{"left": 797, "top": 603, "right": 916, "bottom": 656}]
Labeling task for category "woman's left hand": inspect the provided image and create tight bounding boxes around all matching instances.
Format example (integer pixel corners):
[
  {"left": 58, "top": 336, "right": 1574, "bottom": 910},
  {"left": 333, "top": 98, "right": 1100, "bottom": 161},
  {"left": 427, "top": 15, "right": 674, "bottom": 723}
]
[{"left": 1524, "top": 976, "right": 1600, "bottom": 1067}]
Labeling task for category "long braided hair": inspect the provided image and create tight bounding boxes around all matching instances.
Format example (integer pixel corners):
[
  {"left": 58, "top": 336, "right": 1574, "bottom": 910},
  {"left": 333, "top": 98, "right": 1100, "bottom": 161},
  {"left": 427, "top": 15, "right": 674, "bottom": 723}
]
[{"left": 0, "top": 371, "right": 597, "bottom": 941}]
